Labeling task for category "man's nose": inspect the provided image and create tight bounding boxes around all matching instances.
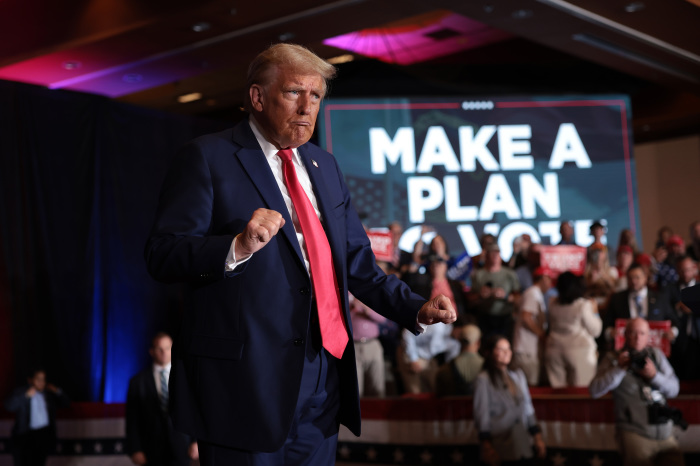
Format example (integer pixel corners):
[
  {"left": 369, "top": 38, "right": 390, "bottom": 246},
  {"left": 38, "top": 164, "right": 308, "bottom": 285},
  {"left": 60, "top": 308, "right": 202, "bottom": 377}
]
[{"left": 298, "top": 94, "right": 311, "bottom": 114}]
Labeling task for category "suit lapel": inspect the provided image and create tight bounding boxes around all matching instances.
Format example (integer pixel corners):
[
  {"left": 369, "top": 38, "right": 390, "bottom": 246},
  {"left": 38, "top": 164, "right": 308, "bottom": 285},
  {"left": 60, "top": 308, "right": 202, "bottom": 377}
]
[
  {"left": 232, "top": 124, "right": 305, "bottom": 270},
  {"left": 145, "top": 369, "right": 159, "bottom": 406}
]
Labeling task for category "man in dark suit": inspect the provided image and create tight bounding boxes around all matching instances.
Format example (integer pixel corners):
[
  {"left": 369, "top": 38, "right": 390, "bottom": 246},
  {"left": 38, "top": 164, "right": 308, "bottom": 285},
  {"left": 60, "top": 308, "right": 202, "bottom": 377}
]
[
  {"left": 144, "top": 43, "right": 456, "bottom": 465},
  {"left": 126, "top": 332, "right": 198, "bottom": 466},
  {"left": 606, "top": 264, "right": 677, "bottom": 341},
  {"left": 4, "top": 369, "right": 70, "bottom": 466},
  {"left": 666, "top": 256, "right": 699, "bottom": 379}
]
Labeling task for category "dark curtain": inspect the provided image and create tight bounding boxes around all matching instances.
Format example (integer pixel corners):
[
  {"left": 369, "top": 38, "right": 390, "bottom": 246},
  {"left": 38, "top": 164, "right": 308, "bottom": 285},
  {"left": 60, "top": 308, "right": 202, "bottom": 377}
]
[{"left": 0, "top": 80, "right": 229, "bottom": 402}]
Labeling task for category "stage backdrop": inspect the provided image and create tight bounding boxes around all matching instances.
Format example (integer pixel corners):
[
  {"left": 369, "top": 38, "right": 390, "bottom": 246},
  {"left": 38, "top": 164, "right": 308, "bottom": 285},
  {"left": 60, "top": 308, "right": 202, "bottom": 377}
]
[
  {"left": 319, "top": 96, "right": 640, "bottom": 260},
  {"left": 0, "top": 80, "right": 228, "bottom": 402}
]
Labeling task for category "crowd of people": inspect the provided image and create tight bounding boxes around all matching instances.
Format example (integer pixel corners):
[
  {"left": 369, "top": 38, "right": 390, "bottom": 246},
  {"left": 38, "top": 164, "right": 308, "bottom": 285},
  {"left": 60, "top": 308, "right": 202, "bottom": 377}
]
[
  {"left": 348, "top": 219, "right": 699, "bottom": 465},
  {"left": 352, "top": 220, "right": 700, "bottom": 397}
]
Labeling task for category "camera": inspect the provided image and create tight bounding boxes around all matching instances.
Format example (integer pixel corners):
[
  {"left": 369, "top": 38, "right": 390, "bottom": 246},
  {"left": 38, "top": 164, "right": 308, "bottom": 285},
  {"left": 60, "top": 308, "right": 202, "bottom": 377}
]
[
  {"left": 648, "top": 402, "right": 688, "bottom": 431},
  {"left": 628, "top": 348, "right": 652, "bottom": 372}
]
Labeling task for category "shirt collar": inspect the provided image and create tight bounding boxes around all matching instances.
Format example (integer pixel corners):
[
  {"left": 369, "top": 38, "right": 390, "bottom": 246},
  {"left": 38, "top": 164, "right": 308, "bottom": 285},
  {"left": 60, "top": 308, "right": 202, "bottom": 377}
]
[
  {"left": 153, "top": 362, "right": 172, "bottom": 373},
  {"left": 633, "top": 287, "right": 648, "bottom": 300}
]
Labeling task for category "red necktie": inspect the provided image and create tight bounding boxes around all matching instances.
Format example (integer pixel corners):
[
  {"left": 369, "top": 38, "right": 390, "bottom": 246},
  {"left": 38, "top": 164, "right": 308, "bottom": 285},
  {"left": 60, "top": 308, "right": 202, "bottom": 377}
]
[{"left": 277, "top": 149, "right": 348, "bottom": 359}]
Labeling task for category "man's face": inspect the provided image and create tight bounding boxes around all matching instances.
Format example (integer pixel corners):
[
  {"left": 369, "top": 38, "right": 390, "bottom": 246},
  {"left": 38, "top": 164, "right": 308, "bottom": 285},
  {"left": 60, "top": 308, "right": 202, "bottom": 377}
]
[
  {"left": 28, "top": 371, "right": 46, "bottom": 391},
  {"left": 628, "top": 268, "right": 647, "bottom": 292},
  {"left": 626, "top": 320, "right": 649, "bottom": 352},
  {"left": 541, "top": 275, "right": 552, "bottom": 290},
  {"left": 678, "top": 258, "right": 698, "bottom": 284},
  {"left": 485, "top": 249, "right": 501, "bottom": 266},
  {"left": 670, "top": 243, "right": 685, "bottom": 256},
  {"left": 561, "top": 223, "right": 573, "bottom": 241},
  {"left": 493, "top": 338, "right": 512, "bottom": 367},
  {"left": 250, "top": 66, "right": 324, "bottom": 150},
  {"left": 150, "top": 336, "right": 173, "bottom": 367}
]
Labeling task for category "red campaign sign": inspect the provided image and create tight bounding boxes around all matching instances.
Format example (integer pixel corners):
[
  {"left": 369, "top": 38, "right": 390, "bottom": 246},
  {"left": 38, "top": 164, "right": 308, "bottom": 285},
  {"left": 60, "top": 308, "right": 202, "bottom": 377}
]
[
  {"left": 614, "top": 318, "right": 672, "bottom": 356},
  {"left": 538, "top": 245, "right": 587, "bottom": 278},
  {"left": 367, "top": 231, "right": 394, "bottom": 262}
]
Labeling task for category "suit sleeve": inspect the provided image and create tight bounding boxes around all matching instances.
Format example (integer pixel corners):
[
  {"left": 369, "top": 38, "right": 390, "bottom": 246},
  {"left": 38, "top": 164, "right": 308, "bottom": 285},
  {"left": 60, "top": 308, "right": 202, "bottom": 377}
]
[
  {"left": 125, "top": 377, "right": 143, "bottom": 455},
  {"left": 4, "top": 388, "right": 29, "bottom": 412},
  {"left": 145, "top": 142, "right": 238, "bottom": 284},
  {"left": 333, "top": 158, "right": 424, "bottom": 332}
]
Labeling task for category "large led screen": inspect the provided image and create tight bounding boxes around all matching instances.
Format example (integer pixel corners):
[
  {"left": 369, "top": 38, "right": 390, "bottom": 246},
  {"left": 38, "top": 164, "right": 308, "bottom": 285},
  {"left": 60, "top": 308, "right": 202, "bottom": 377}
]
[{"left": 318, "top": 96, "right": 639, "bottom": 261}]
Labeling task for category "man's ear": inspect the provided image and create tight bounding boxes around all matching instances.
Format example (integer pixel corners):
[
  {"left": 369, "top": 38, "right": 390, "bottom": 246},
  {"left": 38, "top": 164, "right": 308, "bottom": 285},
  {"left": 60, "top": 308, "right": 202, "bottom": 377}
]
[{"left": 249, "top": 85, "right": 264, "bottom": 112}]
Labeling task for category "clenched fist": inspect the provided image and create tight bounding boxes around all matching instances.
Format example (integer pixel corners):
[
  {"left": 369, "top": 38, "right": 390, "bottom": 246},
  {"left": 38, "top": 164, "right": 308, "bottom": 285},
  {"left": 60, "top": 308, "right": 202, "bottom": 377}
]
[
  {"left": 417, "top": 295, "right": 457, "bottom": 325},
  {"left": 235, "top": 209, "right": 285, "bottom": 259}
]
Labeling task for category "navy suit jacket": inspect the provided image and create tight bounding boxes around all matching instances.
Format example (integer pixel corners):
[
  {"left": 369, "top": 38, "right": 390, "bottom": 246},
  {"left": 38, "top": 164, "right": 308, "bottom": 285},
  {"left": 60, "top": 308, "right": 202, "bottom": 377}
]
[
  {"left": 605, "top": 288, "right": 677, "bottom": 329},
  {"left": 145, "top": 121, "right": 425, "bottom": 452}
]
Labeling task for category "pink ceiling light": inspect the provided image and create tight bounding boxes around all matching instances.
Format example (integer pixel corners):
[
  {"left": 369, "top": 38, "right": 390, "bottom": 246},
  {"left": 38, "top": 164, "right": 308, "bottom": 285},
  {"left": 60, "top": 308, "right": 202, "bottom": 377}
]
[{"left": 323, "top": 10, "right": 511, "bottom": 65}]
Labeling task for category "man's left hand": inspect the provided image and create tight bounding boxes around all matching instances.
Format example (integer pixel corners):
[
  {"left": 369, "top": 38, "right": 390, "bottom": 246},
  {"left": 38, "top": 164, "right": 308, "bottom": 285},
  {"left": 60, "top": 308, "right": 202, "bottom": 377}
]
[{"left": 417, "top": 295, "right": 457, "bottom": 325}]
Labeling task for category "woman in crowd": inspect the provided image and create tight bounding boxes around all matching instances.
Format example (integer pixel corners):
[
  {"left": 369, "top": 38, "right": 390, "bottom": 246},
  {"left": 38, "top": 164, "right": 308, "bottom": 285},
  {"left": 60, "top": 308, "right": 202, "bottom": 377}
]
[
  {"left": 545, "top": 272, "right": 602, "bottom": 388},
  {"left": 474, "top": 335, "right": 546, "bottom": 465},
  {"left": 584, "top": 244, "right": 618, "bottom": 308},
  {"left": 613, "top": 245, "right": 634, "bottom": 291},
  {"left": 617, "top": 228, "right": 640, "bottom": 255}
]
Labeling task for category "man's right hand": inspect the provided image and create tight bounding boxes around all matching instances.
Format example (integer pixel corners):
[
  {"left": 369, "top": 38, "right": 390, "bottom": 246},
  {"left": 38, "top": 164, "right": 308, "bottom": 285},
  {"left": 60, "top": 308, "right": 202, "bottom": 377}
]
[
  {"left": 235, "top": 209, "right": 285, "bottom": 259},
  {"left": 131, "top": 452, "right": 147, "bottom": 465},
  {"left": 617, "top": 351, "right": 630, "bottom": 369},
  {"left": 25, "top": 387, "right": 37, "bottom": 398}
]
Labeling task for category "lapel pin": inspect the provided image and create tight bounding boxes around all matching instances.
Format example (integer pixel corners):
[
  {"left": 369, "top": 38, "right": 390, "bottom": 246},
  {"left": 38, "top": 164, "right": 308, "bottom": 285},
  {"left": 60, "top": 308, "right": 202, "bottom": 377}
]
[{"left": 312, "top": 159, "right": 319, "bottom": 167}]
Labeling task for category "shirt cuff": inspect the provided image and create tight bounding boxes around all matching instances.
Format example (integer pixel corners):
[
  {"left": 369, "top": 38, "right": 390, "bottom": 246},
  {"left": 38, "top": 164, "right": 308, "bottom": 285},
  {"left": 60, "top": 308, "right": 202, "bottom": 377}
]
[
  {"left": 416, "top": 319, "right": 426, "bottom": 334},
  {"left": 225, "top": 235, "right": 253, "bottom": 272}
]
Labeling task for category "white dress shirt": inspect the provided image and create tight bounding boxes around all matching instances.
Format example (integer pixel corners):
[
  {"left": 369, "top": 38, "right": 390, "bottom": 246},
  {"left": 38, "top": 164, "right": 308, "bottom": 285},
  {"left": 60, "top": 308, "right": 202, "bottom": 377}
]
[
  {"left": 628, "top": 287, "right": 648, "bottom": 318},
  {"left": 152, "top": 362, "right": 172, "bottom": 398},
  {"left": 225, "top": 116, "right": 321, "bottom": 274}
]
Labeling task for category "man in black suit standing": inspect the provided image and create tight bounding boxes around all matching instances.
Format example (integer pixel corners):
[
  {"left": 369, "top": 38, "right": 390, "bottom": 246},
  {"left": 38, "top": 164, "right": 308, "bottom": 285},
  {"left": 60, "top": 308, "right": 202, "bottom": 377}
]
[
  {"left": 4, "top": 368, "right": 70, "bottom": 466},
  {"left": 126, "top": 332, "right": 198, "bottom": 466},
  {"left": 606, "top": 264, "right": 677, "bottom": 342}
]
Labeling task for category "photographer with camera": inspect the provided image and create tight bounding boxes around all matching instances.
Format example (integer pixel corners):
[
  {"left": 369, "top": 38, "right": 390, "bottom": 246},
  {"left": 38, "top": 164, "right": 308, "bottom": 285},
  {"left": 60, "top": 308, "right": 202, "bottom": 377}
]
[{"left": 590, "top": 318, "right": 685, "bottom": 466}]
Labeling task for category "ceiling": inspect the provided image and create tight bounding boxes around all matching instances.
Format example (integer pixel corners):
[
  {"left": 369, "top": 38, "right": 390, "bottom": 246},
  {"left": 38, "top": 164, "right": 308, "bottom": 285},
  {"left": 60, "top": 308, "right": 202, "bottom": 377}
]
[{"left": 1, "top": 0, "right": 699, "bottom": 143}]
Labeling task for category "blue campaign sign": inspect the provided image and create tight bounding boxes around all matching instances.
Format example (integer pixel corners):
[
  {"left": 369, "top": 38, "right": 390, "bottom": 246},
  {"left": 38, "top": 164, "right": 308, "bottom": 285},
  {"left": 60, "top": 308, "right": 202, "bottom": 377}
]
[{"left": 318, "top": 96, "right": 640, "bottom": 260}]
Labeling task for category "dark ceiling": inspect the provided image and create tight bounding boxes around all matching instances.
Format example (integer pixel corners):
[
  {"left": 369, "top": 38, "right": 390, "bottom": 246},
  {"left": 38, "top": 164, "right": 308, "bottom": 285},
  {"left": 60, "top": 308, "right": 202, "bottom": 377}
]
[{"left": 1, "top": 0, "right": 699, "bottom": 143}]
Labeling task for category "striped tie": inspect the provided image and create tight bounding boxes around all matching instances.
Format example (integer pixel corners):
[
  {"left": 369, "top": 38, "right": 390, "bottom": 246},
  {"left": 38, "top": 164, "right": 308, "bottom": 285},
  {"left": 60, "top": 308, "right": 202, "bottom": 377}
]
[{"left": 159, "top": 369, "right": 169, "bottom": 412}]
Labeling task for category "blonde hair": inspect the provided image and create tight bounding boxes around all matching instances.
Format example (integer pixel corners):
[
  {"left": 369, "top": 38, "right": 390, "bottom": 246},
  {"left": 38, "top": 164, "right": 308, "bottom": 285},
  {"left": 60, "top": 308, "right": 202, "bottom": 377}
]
[{"left": 244, "top": 43, "right": 337, "bottom": 112}]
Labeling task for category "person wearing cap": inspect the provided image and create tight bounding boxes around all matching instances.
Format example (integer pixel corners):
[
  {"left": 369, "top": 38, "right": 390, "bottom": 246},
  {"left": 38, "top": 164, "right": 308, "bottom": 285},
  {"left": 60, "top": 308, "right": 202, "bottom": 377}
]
[
  {"left": 512, "top": 267, "right": 552, "bottom": 386},
  {"left": 656, "top": 235, "right": 686, "bottom": 288},
  {"left": 470, "top": 242, "right": 521, "bottom": 339},
  {"left": 435, "top": 324, "right": 484, "bottom": 397}
]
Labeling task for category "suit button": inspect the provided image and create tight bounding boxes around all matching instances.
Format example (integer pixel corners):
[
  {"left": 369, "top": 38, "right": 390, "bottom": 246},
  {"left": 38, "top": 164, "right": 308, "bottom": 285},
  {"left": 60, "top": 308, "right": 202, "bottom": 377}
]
[
  {"left": 300, "top": 287, "right": 310, "bottom": 295},
  {"left": 294, "top": 338, "right": 304, "bottom": 346}
]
